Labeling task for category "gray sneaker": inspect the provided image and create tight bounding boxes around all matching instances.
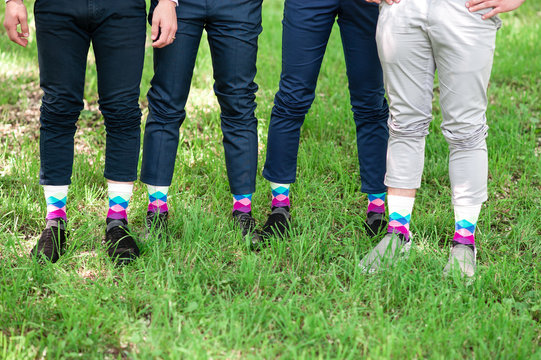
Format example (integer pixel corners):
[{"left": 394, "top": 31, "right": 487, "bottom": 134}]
[
  {"left": 359, "top": 232, "right": 411, "bottom": 273},
  {"left": 443, "top": 243, "right": 476, "bottom": 278}
]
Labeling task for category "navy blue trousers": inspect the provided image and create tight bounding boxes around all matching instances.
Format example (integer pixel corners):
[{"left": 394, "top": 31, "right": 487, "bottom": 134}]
[
  {"left": 262, "top": 0, "right": 389, "bottom": 194},
  {"left": 35, "top": 0, "right": 147, "bottom": 185},
  {"left": 140, "top": 0, "right": 263, "bottom": 195}
]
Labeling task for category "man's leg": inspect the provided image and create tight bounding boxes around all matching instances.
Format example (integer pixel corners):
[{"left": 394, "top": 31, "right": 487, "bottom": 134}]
[
  {"left": 205, "top": 0, "right": 263, "bottom": 241},
  {"left": 260, "top": 0, "right": 338, "bottom": 241},
  {"left": 141, "top": 0, "right": 205, "bottom": 237},
  {"left": 92, "top": 0, "right": 147, "bottom": 263},
  {"left": 338, "top": 0, "right": 390, "bottom": 237},
  {"left": 359, "top": 0, "right": 434, "bottom": 272},
  {"left": 31, "top": 1, "right": 90, "bottom": 262},
  {"left": 431, "top": 0, "right": 500, "bottom": 277}
]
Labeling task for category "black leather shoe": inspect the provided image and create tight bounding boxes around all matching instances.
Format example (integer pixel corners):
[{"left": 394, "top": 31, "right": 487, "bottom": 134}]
[
  {"left": 260, "top": 206, "right": 291, "bottom": 240},
  {"left": 30, "top": 219, "right": 67, "bottom": 263},
  {"left": 145, "top": 211, "right": 169, "bottom": 240},
  {"left": 233, "top": 210, "right": 263, "bottom": 249},
  {"left": 364, "top": 211, "right": 387, "bottom": 238},
  {"left": 104, "top": 219, "right": 140, "bottom": 265}
]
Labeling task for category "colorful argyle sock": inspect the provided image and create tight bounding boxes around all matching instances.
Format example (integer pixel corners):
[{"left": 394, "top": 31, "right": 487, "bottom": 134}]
[
  {"left": 453, "top": 204, "right": 481, "bottom": 247},
  {"left": 106, "top": 182, "right": 133, "bottom": 222},
  {"left": 43, "top": 185, "right": 69, "bottom": 222},
  {"left": 387, "top": 195, "right": 415, "bottom": 241},
  {"left": 270, "top": 182, "right": 290, "bottom": 209},
  {"left": 147, "top": 185, "right": 169, "bottom": 213},
  {"left": 233, "top": 194, "right": 252, "bottom": 213},
  {"left": 367, "top": 192, "right": 386, "bottom": 214}
]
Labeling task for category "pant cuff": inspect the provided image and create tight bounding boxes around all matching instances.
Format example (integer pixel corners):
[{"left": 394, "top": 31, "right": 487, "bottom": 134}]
[{"left": 262, "top": 171, "right": 296, "bottom": 185}]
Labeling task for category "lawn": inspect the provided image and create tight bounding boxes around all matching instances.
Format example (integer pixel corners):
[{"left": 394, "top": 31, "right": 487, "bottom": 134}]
[{"left": 0, "top": 0, "right": 540, "bottom": 358}]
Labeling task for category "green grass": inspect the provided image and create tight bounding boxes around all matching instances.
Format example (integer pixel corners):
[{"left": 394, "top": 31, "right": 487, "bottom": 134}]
[{"left": 1, "top": 1, "right": 540, "bottom": 358}]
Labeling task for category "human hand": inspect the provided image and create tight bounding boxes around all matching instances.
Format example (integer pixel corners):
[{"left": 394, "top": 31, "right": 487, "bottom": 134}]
[
  {"left": 151, "top": 0, "right": 178, "bottom": 48},
  {"left": 365, "top": 0, "right": 401, "bottom": 5},
  {"left": 3, "top": 0, "right": 29, "bottom": 47},
  {"left": 466, "top": 0, "right": 525, "bottom": 19}
]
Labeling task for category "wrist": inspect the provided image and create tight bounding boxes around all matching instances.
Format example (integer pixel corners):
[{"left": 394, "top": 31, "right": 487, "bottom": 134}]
[
  {"left": 158, "top": 0, "right": 177, "bottom": 6},
  {"left": 159, "top": 0, "right": 178, "bottom": 6}
]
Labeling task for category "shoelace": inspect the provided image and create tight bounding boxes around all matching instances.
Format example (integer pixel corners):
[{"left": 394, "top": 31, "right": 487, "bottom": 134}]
[{"left": 237, "top": 213, "right": 255, "bottom": 231}]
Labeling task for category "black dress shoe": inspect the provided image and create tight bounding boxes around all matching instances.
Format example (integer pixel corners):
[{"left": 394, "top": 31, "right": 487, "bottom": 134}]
[
  {"left": 30, "top": 219, "right": 67, "bottom": 263},
  {"left": 364, "top": 211, "right": 387, "bottom": 238},
  {"left": 104, "top": 219, "right": 140, "bottom": 265},
  {"left": 145, "top": 211, "right": 169, "bottom": 240},
  {"left": 233, "top": 210, "right": 263, "bottom": 249},
  {"left": 260, "top": 206, "right": 291, "bottom": 240}
]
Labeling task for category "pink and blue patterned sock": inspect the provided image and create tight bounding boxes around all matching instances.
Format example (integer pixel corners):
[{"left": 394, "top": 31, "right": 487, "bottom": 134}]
[
  {"left": 453, "top": 204, "right": 481, "bottom": 248},
  {"left": 388, "top": 212, "right": 411, "bottom": 241},
  {"left": 107, "top": 183, "right": 133, "bottom": 222},
  {"left": 367, "top": 192, "right": 386, "bottom": 214},
  {"left": 44, "top": 185, "right": 69, "bottom": 222},
  {"left": 148, "top": 185, "right": 169, "bottom": 213},
  {"left": 233, "top": 194, "right": 252, "bottom": 214},
  {"left": 387, "top": 195, "right": 415, "bottom": 241},
  {"left": 270, "top": 182, "right": 290, "bottom": 209}
]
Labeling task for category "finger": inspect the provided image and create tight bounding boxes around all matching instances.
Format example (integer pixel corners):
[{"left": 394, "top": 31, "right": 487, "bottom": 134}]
[
  {"left": 161, "top": 25, "right": 174, "bottom": 47},
  {"left": 151, "top": 19, "right": 160, "bottom": 41},
  {"left": 468, "top": 1, "right": 497, "bottom": 12},
  {"left": 482, "top": 7, "right": 500, "bottom": 19},
  {"left": 160, "top": 26, "right": 173, "bottom": 46},
  {"left": 17, "top": 32, "right": 29, "bottom": 46},
  {"left": 6, "top": 24, "right": 25, "bottom": 46},
  {"left": 167, "top": 27, "right": 177, "bottom": 45},
  {"left": 20, "top": 16, "right": 29, "bottom": 37},
  {"left": 152, "top": 26, "right": 169, "bottom": 48},
  {"left": 465, "top": 0, "right": 486, "bottom": 7}
]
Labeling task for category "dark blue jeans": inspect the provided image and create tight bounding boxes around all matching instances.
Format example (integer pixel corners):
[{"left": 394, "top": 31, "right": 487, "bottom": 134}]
[
  {"left": 262, "top": 0, "right": 389, "bottom": 194},
  {"left": 140, "top": 0, "right": 262, "bottom": 195},
  {"left": 35, "top": 0, "right": 147, "bottom": 185}
]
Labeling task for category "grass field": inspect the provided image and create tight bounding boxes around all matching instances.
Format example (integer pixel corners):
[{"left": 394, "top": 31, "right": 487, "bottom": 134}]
[{"left": 1, "top": 0, "right": 540, "bottom": 358}]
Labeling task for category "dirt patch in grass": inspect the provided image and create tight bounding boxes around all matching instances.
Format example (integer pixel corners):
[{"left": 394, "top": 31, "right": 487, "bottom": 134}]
[{"left": 0, "top": 81, "right": 41, "bottom": 142}]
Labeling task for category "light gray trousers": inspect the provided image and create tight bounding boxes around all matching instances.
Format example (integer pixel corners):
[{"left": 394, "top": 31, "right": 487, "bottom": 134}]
[{"left": 377, "top": 0, "right": 501, "bottom": 206}]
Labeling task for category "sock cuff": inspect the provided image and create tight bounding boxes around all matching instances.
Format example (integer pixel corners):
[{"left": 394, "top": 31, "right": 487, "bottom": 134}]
[
  {"left": 270, "top": 182, "right": 290, "bottom": 191},
  {"left": 387, "top": 194, "right": 415, "bottom": 202},
  {"left": 43, "top": 185, "right": 69, "bottom": 196},
  {"left": 148, "top": 185, "right": 169, "bottom": 195},
  {"left": 387, "top": 195, "right": 415, "bottom": 213},
  {"left": 108, "top": 182, "right": 134, "bottom": 195},
  {"left": 454, "top": 204, "right": 482, "bottom": 223}
]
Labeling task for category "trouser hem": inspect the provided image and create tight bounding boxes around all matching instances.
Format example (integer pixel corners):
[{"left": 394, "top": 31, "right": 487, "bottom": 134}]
[
  {"left": 140, "top": 176, "right": 172, "bottom": 188},
  {"left": 39, "top": 179, "right": 72, "bottom": 186},
  {"left": 262, "top": 171, "right": 296, "bottom": 185},
  {"left": 384, "top": 178, "right": 421, "bottom": 190},
  {"left": 452, "top": 196, "right": 487, "bottom": 207},
  {"left": 360, "top": 186, "right": 388, "bottom": 195}
]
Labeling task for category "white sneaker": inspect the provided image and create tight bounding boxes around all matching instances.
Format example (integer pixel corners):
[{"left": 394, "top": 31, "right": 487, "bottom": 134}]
[
  {"left": 359, "top": 233, "right": 411, "bottom": 273},
  {"left": 443, "top": 244, "right": 476, "bottom": 278}
]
